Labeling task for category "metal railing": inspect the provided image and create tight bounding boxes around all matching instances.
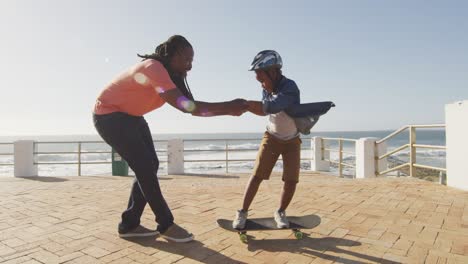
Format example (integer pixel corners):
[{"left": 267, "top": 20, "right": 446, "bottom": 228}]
[
  {"left": 183, "top": 138, "right": 313, "bottom": 174},
  {"left": 4, "top": 138, "right": 312, "bottom": 176},
  {"left": 376, "top": 124, "right": 446, "bottom": 177},
  {"left": 33, "top": 141, "right": 167, "bottom": 176},
  {"left": 322, "top": 138, "right": 357, "bottom": 177},
  {"left": 0, "top": 142, "right": 14, "bottom": 167}
]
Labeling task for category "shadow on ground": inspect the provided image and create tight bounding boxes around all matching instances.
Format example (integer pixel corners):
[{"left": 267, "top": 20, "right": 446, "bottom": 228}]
[
  {"left": 175, "top": 173, "right": 240, "bottom": 179},
  {"left": 123, "top": 237, "right": 246, "bottom": 264},
  {"left": 20, "top": 176, "right": 68, "bottom": 182},
  {"left": 246, "top": 235, "right": 400, "bottom": 264}
]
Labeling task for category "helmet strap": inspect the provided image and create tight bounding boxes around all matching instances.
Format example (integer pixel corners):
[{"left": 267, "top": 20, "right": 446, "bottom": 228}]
[{"left": 265, "top": 68, "right": 282, "bottom": 93}]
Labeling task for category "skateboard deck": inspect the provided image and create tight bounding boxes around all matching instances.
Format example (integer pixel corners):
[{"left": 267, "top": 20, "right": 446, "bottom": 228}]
[{"left": 217, "top": 214, "right": 320, "bottom": 242}]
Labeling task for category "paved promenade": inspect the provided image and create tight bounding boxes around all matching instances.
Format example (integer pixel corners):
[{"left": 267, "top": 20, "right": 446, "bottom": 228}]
[{"left": 0, "top": 172, "right": 467, "bottom": 263}]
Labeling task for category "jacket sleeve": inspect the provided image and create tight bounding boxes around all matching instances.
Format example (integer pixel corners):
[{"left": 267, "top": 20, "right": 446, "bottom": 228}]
[
  {"left": 285, "top": 101, "right": 335, "bottom": 118},
  {"left": 262, "top": 83, "right": 300, "bottom": 114}
]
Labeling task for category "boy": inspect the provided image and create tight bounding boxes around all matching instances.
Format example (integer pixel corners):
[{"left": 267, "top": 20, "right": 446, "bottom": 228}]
[{"left": 233, "top": 50, "right": 301, "bottom": 229}]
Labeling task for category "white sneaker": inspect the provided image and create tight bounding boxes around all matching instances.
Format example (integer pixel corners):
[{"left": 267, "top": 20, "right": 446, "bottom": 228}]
[
  {"left": 274, "top": 210, "right": 289, "bottom": 228},
  {"left": 232, "top": 210, "right": 248, "bottom": 230}
]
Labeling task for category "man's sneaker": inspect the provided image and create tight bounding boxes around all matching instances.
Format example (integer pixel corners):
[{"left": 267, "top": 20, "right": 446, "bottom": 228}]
[
  {"left": 232, "top": 209, "right": 248, "bottom": 230},
  {"left": 118, "top": 225, "right": 159, "bottom": 238},
  {"left": 161, "top": 223, "right": 194, "bottom": 243},
  {"left": 274, "top": 210, "right": 289, "bottom": 229}
]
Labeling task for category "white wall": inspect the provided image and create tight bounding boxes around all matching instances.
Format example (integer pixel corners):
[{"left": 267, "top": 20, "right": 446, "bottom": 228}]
[
  {"left": 311, "top": 137, "right": 330, "bottom": 171},
  {"left": 355, "top": 138, "right": 377, "bottom": 178},
  {"left": 167, "top": 139, "right": 184, "bottom": 175},
  {"left": 14, "top": 140, "right": 37, "bottom": 177},
  {"left": 446, "top": 100, "right": 468, "bottom": 191}
]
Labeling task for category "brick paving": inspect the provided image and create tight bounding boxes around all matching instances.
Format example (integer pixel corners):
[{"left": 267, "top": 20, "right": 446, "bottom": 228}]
[{"left": 0, "top": 172, "right": 467, "bottom": 263}]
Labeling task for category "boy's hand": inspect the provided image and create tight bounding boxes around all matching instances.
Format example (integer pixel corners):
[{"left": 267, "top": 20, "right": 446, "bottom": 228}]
[
  {"left": 245, "top": 100, "right": 267, "bottom": 116},
  {"left": 246, "top": 101, "right": 256, "bottom": 112}
]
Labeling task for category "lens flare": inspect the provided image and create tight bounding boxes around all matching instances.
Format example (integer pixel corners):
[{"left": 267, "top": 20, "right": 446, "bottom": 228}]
[
  {"left": 176, "top": 96, "right": 196, "bottom": 112},
  {"left": 155, "top": 86, "right": 165, "bottom": 94},
  {"left": 198, "top": 109, "right": 212, "bottom": 116},
  {"left": 134, "top": 73, "right": 148, "bottom": 85}
]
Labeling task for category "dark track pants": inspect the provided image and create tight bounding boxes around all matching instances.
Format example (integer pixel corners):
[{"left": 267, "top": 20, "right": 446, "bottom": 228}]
[{"left": 93, "top": 112, "right": 174, "bottom": 233}]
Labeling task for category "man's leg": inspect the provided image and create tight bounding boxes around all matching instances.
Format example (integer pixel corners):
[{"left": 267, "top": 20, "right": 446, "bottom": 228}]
[
  {"left": 94, "top": 113, "right": 173, "bottom": 232},
  {"left": 121, "top": 178, "right": 147, "bottom": 230},
  {"left": 136, "top": 118, "right": 174, "bottom": 230},
  {"left": 121, "top": 118, "right": 172, "bottom": 231}
]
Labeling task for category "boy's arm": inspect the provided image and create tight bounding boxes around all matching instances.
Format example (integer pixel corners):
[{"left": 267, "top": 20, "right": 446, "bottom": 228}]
[
  {"left": 247, "top": 101, "right": 268, "bottom": 116},
  {"left": 262, "top": 87, "right": 299, "bottom": 114}
]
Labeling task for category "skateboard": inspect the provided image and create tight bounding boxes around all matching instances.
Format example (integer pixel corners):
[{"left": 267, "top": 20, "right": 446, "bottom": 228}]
[{"left": 217, "top": 214, "right": 320, "bottom": 243}]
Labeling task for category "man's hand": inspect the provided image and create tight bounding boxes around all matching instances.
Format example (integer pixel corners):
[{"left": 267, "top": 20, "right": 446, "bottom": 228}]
[{"left": 228, "top": 99, "right": 248, "bottom": 116}]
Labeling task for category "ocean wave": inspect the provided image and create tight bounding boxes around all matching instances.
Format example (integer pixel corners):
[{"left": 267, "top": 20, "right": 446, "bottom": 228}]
[
  {"left": 391, "top": 149, "right": 446, "bottom": 158},
  {"left": 36, "top": 153, "right": 111, "bottom": 162},
  {"left": 185, "top": 143, "right": 259, "bottom": 151},
  {"left": 229, "top": 143, "right": 260, "bottom": 150}
]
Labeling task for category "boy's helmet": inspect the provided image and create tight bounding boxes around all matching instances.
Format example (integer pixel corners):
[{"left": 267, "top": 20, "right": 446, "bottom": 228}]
[{"left": 249, "top": 50, "right": 282, "bottom": 71}]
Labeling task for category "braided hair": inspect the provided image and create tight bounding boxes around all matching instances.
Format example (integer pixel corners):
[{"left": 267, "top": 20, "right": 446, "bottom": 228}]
[{"left": 137, "top": 35, "right": 194, "bottom": 100}]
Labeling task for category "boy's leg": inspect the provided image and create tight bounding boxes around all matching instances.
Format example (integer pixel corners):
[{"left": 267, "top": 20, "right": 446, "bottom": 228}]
[
  {"left": 279, "top": 136, "right": 301, "bottom": 211},
  {"left": 279, "top": 181, "right": 297, "bottom": 211},
  {"left": 242, "top": 132, "right": 281, "bottom": 211},
  {"left": 233, "top": 132, "right": 280, "bottom": 229},
  {"left": 241, "top": 176, "right": 263, "bottom": 211}
]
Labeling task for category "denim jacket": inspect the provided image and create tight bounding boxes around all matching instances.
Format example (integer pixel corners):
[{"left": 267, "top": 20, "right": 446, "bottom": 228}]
[
  {"left": 261, "top": 76, "right": 335, "bottom": 134},
  {"left": 262, "top": 77, "right": 334, "bottom": 117},
  {"left": 262, "top": 77, "right": 300, "bottom": 114}
]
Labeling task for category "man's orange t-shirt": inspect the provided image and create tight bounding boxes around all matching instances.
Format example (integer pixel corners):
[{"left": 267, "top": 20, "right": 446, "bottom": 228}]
[{"left": 94, "top": 60, "right": 176, "bottom": 116}]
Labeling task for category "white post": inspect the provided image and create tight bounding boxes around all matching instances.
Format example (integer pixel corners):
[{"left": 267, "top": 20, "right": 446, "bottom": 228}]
[
  {"left": 167, "top": 139, "right": 184, "bottom": 175},
  {"left": 14, "top": 140, "right": 37, "bottom": 177},
  {"left": 376, "top": 141, "right": 388, "bottom": 175},
  {"left": 446, "top": 100, "right": 468, "bottom": 191},
  {"left": 311, "top": 137, "right": 330, "bottom": 171},
  {"left": 356, "top": 138, "right": 377, "bottom": 179}
]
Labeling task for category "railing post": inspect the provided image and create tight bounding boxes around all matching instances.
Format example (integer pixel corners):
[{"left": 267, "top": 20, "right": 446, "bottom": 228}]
[
  {"left": 356, "top": 138, "right": 377, "bottom": 179},
  {"left": 225, "top": 140, "right": 229, "bottom": 174},
  {"left": 14, "top": 140, "right": 37, "bottom": 177},
  {"left": 409, "top": 126, "right": 416, "bottom": 177},
  {"left": 338, "top": 139, "right": 343, "bottom": 177},
  {"left": 168, "top": 139, "right": 184, "bottom": 175},
  {"left": 311, "top": 137, "right": 330, "bottom": 171},
  {"left": 78, "top": 142, "right": 82, "bottom": 176},
  {"left": 439, "top": 171, "right": 446, "bottom": 185}
]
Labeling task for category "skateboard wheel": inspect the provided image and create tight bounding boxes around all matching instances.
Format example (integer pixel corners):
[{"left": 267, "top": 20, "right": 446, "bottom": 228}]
[
  {"left": 239, "top": 233, "right": 248, "bottom": 243},
  {"left": 294, "top": 231, "right": 303, "bottom": 239}
]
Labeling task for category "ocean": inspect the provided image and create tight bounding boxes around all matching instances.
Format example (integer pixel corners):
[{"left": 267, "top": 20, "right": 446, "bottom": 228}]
[{"left": 0, "top": 129, "right": 445, "bottom": 177}]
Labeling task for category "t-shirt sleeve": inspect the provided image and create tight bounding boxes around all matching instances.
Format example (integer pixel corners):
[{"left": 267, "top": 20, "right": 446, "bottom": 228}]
[{"left": 145, "top": 61, "right": 177, "bottom": 94}]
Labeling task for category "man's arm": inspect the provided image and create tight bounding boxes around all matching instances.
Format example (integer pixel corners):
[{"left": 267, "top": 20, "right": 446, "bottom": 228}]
[{"left": 247, "top": 101, "right": 267, "bottom": 116}]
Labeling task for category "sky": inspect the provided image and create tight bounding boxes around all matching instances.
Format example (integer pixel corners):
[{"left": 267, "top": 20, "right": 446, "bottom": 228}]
[{"left": 0, "top": 0, "right": 467, "bottom": 136}]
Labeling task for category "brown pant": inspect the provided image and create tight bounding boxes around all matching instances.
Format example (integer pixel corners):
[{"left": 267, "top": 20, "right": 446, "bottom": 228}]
[{"left": 252, "top": 132, "right": 302, "bottom": 183}]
